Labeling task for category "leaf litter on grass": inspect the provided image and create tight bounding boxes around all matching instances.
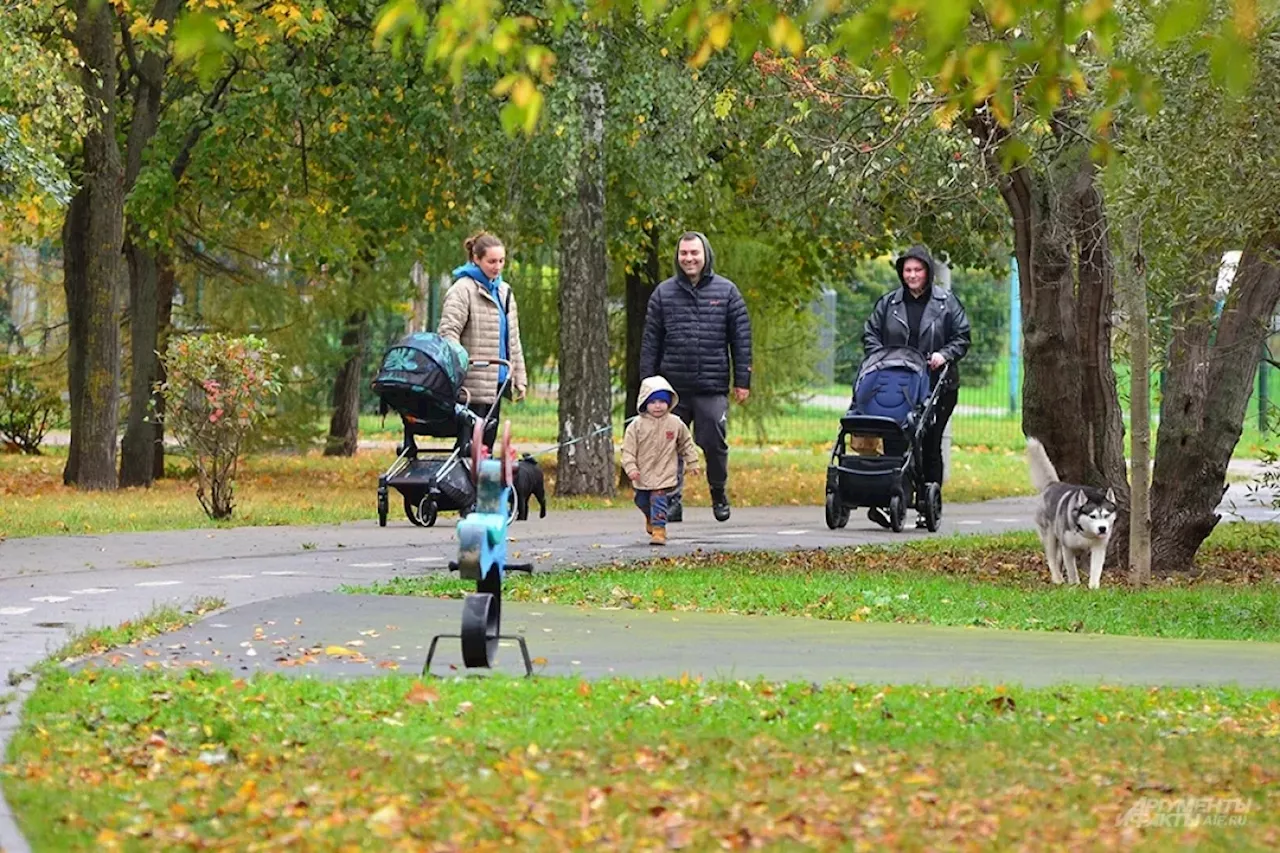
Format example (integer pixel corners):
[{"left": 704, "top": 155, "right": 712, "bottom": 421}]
[{"left": 3, "top": 670, "right": 1278, "bottom": 851}]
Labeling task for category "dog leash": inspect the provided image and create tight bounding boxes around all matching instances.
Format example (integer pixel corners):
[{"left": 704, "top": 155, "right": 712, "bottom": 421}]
[{"left": 521, "top": 416, "right": 638, "bottom": 459}]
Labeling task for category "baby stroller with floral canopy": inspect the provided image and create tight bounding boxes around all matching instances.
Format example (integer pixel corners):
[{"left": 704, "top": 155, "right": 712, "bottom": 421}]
[
  {"left": 824, "top": 347, "right": 952, "bottom": 533},
  {"left": 373, "top": 332, "right": 517, "bottom": 527}
]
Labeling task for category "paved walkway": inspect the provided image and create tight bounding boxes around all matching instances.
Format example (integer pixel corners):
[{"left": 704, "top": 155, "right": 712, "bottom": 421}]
[{"left": 89, "top": 591, "right": 1280, "bottom": 688}]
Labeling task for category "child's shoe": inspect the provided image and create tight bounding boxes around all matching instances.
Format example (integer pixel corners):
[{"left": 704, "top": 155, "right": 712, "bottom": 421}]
[{"left": 649, "top": 527, "right": 667, "bottom": 546}]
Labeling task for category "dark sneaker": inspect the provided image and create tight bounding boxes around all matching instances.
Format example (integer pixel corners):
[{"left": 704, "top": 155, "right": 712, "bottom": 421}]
[
  {"left": 915, "top": 514, "right": 928, "bottom": 529},
  {"left": 711, "top": 489, "right": 731, "bottom": 522},
  {"left": 667, "top": 499, "right": 683, "bottom": 523},
  {"left": 867, "top": 507, "right": 892, "bottom": 529}
]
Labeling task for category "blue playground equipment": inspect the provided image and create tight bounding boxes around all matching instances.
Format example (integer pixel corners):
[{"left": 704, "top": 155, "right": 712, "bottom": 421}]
[{"left": 424, "top": 419, "right": 535, "bottom": 676}]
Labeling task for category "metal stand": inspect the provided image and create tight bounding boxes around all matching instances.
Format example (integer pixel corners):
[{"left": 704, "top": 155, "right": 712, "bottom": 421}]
[{"left": 424, "top": 420, "right": 537, "bottom": 677}]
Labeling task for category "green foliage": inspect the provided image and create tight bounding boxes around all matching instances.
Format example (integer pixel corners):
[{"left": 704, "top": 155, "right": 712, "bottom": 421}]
[
  {"left": 713, "top": 233, "right": 825, "bottom": 431},
  {"left": 0, "top": 10, "right": 84, "bottom": 235},
  {"left": 1106, "top": 4, "right": 1280, "bottom": 358},
  {"left": 0, "top": 353, "right": 62, "bottom": 454},
  {"left": 159, "top": 334, "right": 282, "bottom": 519}
]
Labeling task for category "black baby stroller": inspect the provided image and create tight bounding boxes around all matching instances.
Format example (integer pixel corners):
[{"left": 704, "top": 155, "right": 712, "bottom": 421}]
[
  {"left": 824, "top": 347, "right": 952, "bottom": 533},
  {"left": 372, "top": 332, "right": 516, "bottom": 527}
]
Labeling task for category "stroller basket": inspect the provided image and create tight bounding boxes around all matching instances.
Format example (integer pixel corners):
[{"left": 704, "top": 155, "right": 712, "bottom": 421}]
[{"left": 832, "top": 455, "right": 903, "bottom": 507}]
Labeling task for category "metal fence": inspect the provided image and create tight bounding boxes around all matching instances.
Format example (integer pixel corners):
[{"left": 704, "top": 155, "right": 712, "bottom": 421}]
[{"left": 495, "top": 359, "right": 1277, "bottom": 453}]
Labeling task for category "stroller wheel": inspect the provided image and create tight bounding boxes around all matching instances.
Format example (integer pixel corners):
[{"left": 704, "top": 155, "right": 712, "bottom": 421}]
[
  {"left": 923, "top": 483, "right": 942, "bottom": 532},
  {"left": 837, "top": 506, "right": 850, "bottom": 528},
  {"left": 404, "top": 494, "right": 425, "bottom": 526},
  {"left": 418, "top": 496, "right": 438, "bottom": 528},
  {"left": 889, "top": 494, "right": 906, "bottom": 533},
  {"left": 824, "top": 491, "right": 841, "bottom": 530},
  {"left": 377, "top": 485, "right": 388, "bottom": 528}
]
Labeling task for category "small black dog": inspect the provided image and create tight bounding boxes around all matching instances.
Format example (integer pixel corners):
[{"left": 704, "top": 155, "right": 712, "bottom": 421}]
[{"left": 513, "top": 453, "right": 546, "bottom": 521}]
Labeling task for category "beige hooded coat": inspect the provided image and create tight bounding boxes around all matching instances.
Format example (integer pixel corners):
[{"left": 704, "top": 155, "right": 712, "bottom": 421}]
[
  {"left": 622, "top": 376, "right": 700, "bottom": 491},
  {"left": 437, "top": 275, "right": 528, "bottom": 405}
]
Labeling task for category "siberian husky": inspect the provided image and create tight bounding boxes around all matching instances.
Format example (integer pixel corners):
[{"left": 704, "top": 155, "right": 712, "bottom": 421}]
[{"left": 1026, "top": 438, "right": 1117, "bottom": 589}]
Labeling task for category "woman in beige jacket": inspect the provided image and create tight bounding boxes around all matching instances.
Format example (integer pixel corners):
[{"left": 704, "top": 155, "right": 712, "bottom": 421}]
[{"left": 438, "top": 232, "right": 528, "bottom": 447}]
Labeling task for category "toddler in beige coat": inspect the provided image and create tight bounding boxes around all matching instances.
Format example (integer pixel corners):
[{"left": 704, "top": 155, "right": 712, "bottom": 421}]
[{"left": 622, "top": 376, "right": 700, "bottom": 545}]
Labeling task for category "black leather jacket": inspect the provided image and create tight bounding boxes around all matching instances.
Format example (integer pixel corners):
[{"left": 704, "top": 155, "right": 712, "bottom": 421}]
[{"left": 862, "top": 245, "right": 971, "bottom": 391}]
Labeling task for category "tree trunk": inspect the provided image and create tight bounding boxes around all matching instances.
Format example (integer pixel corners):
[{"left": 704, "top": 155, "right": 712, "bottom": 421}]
[
  {"left": 1150, "top": 242, "right": 1280, "bottom": 573},
  {"left": 152, "top": 257, "right": 175, "bottom": 479},
  {"left": 63, "top": 0, "right": 125, "bottom": 490},
  {"left": 61, "top": 189, "right": 87, "bottom": 487},
  {"left": 120, "top": 237, "right": 161, "bottom": 486},
  {"left": 556, "top": 33, "right": 615, "bottom": 496},
  {"left": 624, "top": 224, "right": 660, "bottom": 420},
  {"left": 1009, "top": 163, "right": 1126, "bottom": 487},
  {"left": 325, "top": 310, "right": 369, "bottom": 457},
  {"left": 968, "top": 117, "right": 1128, "bottom": 495},
  {"left": 1123, "top": 223, "right": 1152, "bottom": 585},
  {"left": 1068, "top": 161, "right": 1131, "bottom": 560},
  {"left": 619, "top": 226, "right": 660, "bottom": 489},
  {"left": 118, "top": 0, "right": 186, "bottom": 487}
]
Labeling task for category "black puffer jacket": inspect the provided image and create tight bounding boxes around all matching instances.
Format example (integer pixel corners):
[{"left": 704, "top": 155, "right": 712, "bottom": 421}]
[
  {"left": 639, "top": 233, "right": 753, "bottom": 395},
  {"left": 862, "top": 244, "right": 971, "bottom": 391}
]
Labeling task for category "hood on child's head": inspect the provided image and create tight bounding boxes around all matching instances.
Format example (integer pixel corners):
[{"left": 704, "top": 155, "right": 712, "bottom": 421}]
[{"left": 637, "top": 375, "right": 679, "bottom": 414}]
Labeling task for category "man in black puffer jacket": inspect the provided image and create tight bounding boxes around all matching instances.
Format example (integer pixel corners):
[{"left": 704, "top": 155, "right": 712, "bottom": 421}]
[{"left": 639, "top": 231, "right": 753, "bottom": 522}]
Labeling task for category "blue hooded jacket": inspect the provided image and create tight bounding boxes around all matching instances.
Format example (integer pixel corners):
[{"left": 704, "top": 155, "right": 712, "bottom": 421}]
[{"left": 452, "top": 261, "right": 509, "bottom": 386}]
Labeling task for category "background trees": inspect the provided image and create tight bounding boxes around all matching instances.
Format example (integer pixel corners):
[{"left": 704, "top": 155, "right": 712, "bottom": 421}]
[{"left": 2, "top": 0, "right": 1275, "bottom": 575}]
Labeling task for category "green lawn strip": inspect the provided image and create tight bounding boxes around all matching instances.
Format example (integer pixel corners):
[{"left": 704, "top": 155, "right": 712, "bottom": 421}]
[
  {"left": 350, "top": 529, "right": 1280, "bottom": 642},
  {"left": 4, "top": 669, "right": 1277, "bottom": 850},
  {"left": 50, "top": 598, "right": 227, "bottom": 664}
]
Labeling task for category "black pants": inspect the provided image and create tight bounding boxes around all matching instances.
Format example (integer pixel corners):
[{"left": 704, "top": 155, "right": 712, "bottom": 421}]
[
  {"left": 671, "top": 392, "right": 729, "bottom": 503},
  {"left": 922, "top": 385, "right": 958, "bottom": 485},
  {"left": 467, "top": 396, "right": 502, "bottom": 451}
]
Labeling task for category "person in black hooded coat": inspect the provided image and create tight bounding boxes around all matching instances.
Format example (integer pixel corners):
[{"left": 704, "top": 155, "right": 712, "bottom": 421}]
[
  {"left": 639, "top": 231, "right": 753, "bottom": 522},
  {"left": 861, "top": 244, "right": 971, "bottom": 528}
]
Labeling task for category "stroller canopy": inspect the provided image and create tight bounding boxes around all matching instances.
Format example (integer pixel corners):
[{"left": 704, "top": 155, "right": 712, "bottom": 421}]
[
  {"left": 852, "top": 347, "right": 930, "bottom": 424},
  {"left": 373, "top": 332, "right": 469, "bottom": 421}
]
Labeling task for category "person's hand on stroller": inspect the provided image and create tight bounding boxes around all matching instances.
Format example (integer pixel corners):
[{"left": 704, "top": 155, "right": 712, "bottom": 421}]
[{"left": 928, "top": 352, "right": 947, "bottom": 370}]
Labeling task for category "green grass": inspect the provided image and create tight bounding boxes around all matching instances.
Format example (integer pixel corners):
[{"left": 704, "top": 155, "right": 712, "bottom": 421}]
[
  {"left": 4, "top": 669, "right": 1278, "bottom": 850},
  {"left": 51, "top": 598, "right": 226, "bottom": 664},
  {"left": 349, "top": 528, "right": 1280, "bottom": 642},
  {"left": 0, "top": 445, "right": 1031, "bottom": 539}
]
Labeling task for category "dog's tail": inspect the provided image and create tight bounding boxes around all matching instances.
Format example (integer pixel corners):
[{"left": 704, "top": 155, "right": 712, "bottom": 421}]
[{"left": 1026, "top": 437, "right": 1060, "bottom": 493}]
